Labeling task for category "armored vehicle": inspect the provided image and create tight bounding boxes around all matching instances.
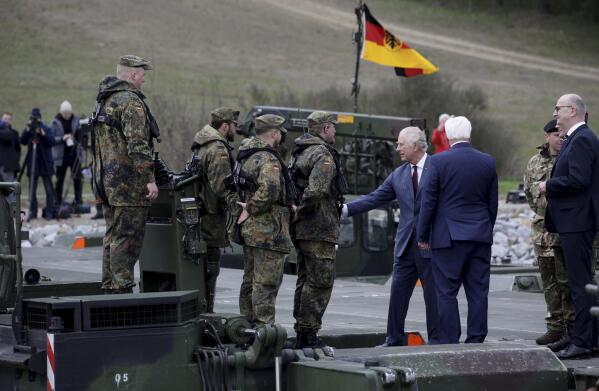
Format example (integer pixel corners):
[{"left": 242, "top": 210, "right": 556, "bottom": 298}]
[{"left": 1, "top": 177, "right": 599, "bottom": 390}]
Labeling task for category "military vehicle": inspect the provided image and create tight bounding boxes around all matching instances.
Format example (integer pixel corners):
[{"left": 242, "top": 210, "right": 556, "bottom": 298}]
[
  {"left": 220, "top": 106, "right": 427, "bottom": 278},
  {"left": 1, "top": 180, "right": 598, "bottom": 391}
]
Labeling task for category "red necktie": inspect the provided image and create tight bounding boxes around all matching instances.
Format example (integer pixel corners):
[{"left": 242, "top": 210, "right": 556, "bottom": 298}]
[{"left": 412, "top": 165, "right": 418, "bottom": 195}]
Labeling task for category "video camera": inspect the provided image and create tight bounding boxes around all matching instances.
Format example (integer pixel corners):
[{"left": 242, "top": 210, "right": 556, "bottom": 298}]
[
  {"left": 27, "top": 116, "right": 41, "bottom": 133},
  {"left": 78, "top": 116, "right": 93, "bottom": 149}
]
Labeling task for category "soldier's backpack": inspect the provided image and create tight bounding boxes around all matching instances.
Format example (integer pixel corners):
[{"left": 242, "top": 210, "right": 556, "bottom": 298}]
[
  {"left": 231, "top": 147, "right": 297, "bottom": 206},
  {"left": 289, "top": 142, "right": 349, "bottom": 205}
]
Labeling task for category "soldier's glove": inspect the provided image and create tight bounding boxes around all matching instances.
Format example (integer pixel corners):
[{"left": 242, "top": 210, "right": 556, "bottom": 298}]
[{"left": 153, "top": 153, "right": 174, "bottom": 187}]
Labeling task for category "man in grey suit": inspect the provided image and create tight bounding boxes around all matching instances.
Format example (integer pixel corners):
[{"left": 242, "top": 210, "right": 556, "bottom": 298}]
[{"left": 342, "top": 126, "right": 439, "bottom": 345}]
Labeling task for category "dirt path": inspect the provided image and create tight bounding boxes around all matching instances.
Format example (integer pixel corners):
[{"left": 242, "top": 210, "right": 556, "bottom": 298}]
[{"left": 256, "top": 0, "right": 599, "bottom": 82}]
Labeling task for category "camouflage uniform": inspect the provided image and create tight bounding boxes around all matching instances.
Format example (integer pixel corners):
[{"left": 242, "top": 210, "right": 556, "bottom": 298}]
[
  {"left": 524, "top": 142, "right": 573, "bottom": 334},
  {"left": 191, "top": 107, "right": 241, "bottom": 312},
  {"left": 93, "top": 55, "right": 155, "bottom": 292},
  {"left": 291, "top": 111, "right": 344, "bottom": 334},
  {"left": 238, "top": 115, "right": 292, "bottom": 324}
]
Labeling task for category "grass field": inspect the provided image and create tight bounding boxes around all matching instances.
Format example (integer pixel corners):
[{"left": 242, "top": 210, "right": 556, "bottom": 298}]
[{"left": 1, "top": 0, "right": 597, "bottom": 179}]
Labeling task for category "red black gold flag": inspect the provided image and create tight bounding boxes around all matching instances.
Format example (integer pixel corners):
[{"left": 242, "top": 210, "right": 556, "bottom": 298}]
[{"left": 361, "top": 4, "right": 439, "bottom": 77}]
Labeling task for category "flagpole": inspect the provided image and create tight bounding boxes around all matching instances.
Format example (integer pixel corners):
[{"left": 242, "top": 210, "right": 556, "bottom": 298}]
[{"left": 351, "top": 1, "right": 363, "bottom": 113}]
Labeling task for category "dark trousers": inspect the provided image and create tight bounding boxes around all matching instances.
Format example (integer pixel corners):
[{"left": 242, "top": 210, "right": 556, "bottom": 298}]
[
  {"left": 55, "top": 158, "right": 82, "bottom": 205},
  {"left": 386, "top": 234, "right": 439, "bottom": 345},
  {"left": 560, "top": 231, "right": 598, "bottom": 349},
  {"left": 29, "top": 174, "right": 55, "bottom": 218},
  {"left": 432, "top": 240, "right": 491, "bottom": 344}
]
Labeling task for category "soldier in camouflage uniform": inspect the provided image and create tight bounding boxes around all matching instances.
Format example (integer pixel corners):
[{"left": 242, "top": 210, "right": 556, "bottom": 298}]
[
  {"left": 93, "top": 55, "right": 158, "bottom": 294},
  {"left": 290, "top": 111, "right": 346, "bottom": 348},
  {"left": 524, "top": 119, "right": 572, "bottom": 344},
  {"left": 191, "top": 107, "right": 241, "bottom": 312},
  {"left": 236, "top": 114, "right": 292, "bottom": 324}
]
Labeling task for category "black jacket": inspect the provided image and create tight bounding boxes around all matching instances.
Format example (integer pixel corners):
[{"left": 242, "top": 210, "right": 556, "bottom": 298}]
[
  {"left": 20, "top": 122, "right": 55, "bottom": 177},
  {"left": 0, "top": 124, "right": 21, "bottom": 172},
  {"left": 546, "top": 124, "right": 599, "bottom": 233}
]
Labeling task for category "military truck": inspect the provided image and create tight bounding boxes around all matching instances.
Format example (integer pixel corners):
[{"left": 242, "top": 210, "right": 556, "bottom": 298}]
[{"left": 0, "top": 181, "right": 587, "bottom": 391}]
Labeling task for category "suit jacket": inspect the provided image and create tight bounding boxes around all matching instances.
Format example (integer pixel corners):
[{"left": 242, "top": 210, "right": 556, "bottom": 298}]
[
  {"left": 417, "top": 143, "right": 498, "bottom": 249},
  {"left": 546, "top": 124, "right": 599, "bottom": 233},
  {"left": 347, "top": 156, "right": 432, "bottom": 258}
]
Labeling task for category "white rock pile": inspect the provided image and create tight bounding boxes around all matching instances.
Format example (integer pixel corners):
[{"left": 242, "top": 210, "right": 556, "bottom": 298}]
[
  {"left": 492, "top": 203, "right": 536, "bottom": 266},
  {"left": 21, "top": 222, "right": 106, "bottom": 248}
]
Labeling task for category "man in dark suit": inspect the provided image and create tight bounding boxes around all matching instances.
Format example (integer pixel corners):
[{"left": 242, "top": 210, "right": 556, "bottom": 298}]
[
  {"left": 540, "top": 93, "right": 599, "bottom": 359},
  {"left": 417, "top": 116, "right": 498, "bottom": 344},
  {"left": 342, "top": 126, "right": 439, "bottom": 346}
]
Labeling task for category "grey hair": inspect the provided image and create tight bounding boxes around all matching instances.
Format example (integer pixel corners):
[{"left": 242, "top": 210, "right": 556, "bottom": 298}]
[
  {"left": 563, "top": 93, "right": 587, "bottom": 118},
  {"left": 438, "top": 113, "right": 450, "bottom": 124},
  {"left": 116, "top": 64, "right": 142, "bottom": 81},
  {"left": 401, "top": 126, "right": 428, "bottom": 151}
]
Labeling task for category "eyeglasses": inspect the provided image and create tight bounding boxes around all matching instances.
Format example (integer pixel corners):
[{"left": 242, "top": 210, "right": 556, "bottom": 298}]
[{"left": 554, "top": 105, "right": 572, "bottom": 113}]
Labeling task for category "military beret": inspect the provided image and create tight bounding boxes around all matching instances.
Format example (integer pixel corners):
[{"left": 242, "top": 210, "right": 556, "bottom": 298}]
[
  {"left": 254, "top": 114, "right": 287, "bottom": 134},
  {"left": 211, "top": 107, "right": 240, "bottom": 122},
  {"left": 307, "top": 111, "right": 337, "bottom": 127},
  {"left": 543, "top": 119, "right": 558, "bottom": 133},
  {"left": 119, "top": 54, "right": 153, "bottom": 70}
]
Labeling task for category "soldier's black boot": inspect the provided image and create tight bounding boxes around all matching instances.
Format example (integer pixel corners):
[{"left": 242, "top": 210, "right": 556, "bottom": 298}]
[
  {"left": 295, "top": 332, "right": 309, "bottom": 349},
  {"left": 111, "top": 286, "right": 133, "bottom": 294},
  {"left": 297, "top": 331, "right": 328, "bottom": 349},
  {"left": 536, "top": 330, "right": 563, "bottom": 345},
  {"left": 91, "top": 204, "right": 104, "bottom": 220}
]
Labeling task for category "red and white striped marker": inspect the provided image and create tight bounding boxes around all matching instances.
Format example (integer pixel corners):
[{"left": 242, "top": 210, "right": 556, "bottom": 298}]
[{"left": 47, "top": 333, "right": 55, "bottom": 391}]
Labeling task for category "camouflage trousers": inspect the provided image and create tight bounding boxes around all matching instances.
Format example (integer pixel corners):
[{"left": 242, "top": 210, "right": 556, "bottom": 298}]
[
  {"left": 293, "top": 240, "right": 336, "bottom": 333},
  {"left": 239, "top": 246, "right": 284, "bottom": 324},
  {"left": 537, "top": 247, "right": 574, "bottom": 333},
  {"left": 205, "top": 246, "right": 221, "bottom": 313},
  {"left": 101, "top": 205, "right": 148, "bottom": 291}
]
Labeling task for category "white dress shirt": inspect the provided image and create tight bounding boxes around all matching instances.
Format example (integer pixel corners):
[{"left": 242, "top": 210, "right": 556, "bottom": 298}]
[{"left": 567, "top": 121, "right": 586, "bottom": 137}]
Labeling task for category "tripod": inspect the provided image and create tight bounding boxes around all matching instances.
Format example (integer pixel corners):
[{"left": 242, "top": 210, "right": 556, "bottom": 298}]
[
  {"left": 57, "top": 144, "right": 91, "bottom": 218},
  {"left": 18, "top": 136, "right": 56, "bottom": 220}
]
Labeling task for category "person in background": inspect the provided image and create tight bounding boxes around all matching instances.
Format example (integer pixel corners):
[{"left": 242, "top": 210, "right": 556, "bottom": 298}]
[
  {"left": 51, "top": 100, "right": 83, "bottom": 207},
  {"left": 0, "top": 112, "right": 21, "bottom": 183},
  {"left": 20, "top": 108, "right": 56, "bottom": 220},
  {"left": 430, "top": 113, "right": 450, "bottom": 154}
]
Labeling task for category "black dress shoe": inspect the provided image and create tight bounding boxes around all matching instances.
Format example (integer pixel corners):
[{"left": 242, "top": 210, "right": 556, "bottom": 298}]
[
  {"left": 556, "top": 344, "right": 591, "bottom": 360},
  {"left": 547, "top": 335, "right": 571, "bottom": 352}
]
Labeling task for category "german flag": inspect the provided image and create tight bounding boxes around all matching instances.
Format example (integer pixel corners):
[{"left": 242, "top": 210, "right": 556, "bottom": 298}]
[{"left": 361, "top": 4, "right": 438, "bottom": 77}]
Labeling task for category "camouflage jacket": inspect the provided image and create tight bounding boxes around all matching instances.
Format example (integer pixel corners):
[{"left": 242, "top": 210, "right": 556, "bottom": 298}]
[
  {"left": 291, "top": 133, "right": 341, "bottom": 243},
  {"left": 93, "top": 76, "right": 154, "bottom": 207},
  {"left": 238, "top": 137, "right": 292, "bottom": 253},
  {"left": 524, "top": 143, "right": 559, "bottom": 256},
  {"left": 192, "top": 125, "right": 240, "bottom": 247}
]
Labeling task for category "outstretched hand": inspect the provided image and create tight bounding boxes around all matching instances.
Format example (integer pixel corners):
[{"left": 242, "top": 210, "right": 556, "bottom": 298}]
[{"left": 237, "top": 201, "right": 249, "bottom": 224}]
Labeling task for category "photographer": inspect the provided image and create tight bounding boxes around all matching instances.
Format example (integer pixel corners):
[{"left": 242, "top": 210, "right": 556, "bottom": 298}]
[
  {"left": 51, "top": 101, "right": 83, "bottom": 207},
  {"left": 20, "top": 107, "right": 56, "bottom": 221},
  {"left": 0, "top": 112, "right": 20, "bottom": 183}
]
